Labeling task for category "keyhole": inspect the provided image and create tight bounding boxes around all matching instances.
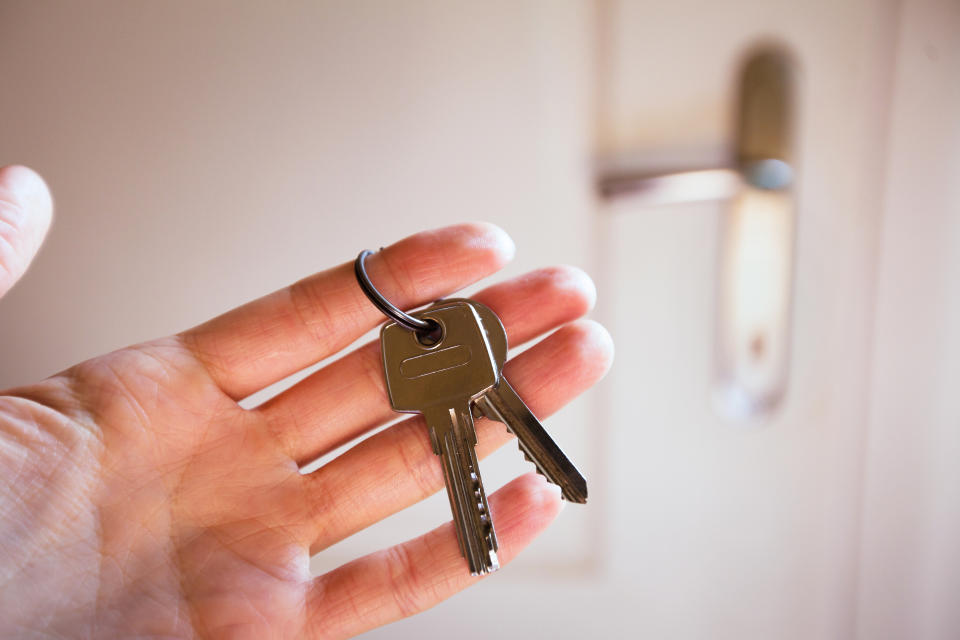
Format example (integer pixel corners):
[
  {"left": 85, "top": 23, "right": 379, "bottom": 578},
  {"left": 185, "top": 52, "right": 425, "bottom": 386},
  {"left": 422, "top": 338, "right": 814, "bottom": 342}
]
[{"left": 749, "top": 332, "right": 767, "bottom": 361}]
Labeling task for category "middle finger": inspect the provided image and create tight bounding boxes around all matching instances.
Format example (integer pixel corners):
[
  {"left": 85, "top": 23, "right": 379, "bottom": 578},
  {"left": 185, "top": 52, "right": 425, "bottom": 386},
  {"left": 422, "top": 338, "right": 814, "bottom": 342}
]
[{"left": 257, "top": 266, "right": 596, "bottom": 465}]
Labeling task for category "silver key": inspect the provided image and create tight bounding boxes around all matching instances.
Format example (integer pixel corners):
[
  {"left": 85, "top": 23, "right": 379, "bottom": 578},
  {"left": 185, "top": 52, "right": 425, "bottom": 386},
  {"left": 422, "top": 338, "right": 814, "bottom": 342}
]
[
  {"left": 456, "top": 299, "right": 589, "bottom": 504},
  {"left": 380, "top": 300, "right": 500, "bottom": 575}
]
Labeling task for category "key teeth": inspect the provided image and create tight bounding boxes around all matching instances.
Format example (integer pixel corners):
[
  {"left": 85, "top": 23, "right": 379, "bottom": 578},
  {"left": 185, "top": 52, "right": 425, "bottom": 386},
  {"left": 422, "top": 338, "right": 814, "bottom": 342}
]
[
  {"left": 517, "top": 441, "right": 575, "bottom": 500},
  {"left": 495, "top": 407, "right": 590, "bottom": 504},
  {"left": 503, "top": 421, "right": 555, "bottom": 477}
]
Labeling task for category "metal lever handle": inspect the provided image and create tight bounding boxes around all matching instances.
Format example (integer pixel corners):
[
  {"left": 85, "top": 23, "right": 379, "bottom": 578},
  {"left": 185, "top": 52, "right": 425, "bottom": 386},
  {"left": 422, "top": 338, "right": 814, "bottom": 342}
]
[
  {"left": 598, "top": 47, "right": 797, "bottom": 421},
  {"left": 597, "top": 47, "right": 794, "bottom": 205}
]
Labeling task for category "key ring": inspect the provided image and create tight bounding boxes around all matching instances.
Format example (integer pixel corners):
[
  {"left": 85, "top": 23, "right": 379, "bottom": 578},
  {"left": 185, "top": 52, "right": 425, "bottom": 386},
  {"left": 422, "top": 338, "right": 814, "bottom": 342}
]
[{"left": 354, "top": 250, "right": 438, "bottom": 334}]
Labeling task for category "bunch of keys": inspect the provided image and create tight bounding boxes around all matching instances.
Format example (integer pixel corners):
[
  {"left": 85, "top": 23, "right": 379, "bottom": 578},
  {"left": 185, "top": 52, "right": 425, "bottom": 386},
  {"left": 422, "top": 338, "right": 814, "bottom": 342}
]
[{"left": 356, "top": 251, "right": 588, "bottom": 575}]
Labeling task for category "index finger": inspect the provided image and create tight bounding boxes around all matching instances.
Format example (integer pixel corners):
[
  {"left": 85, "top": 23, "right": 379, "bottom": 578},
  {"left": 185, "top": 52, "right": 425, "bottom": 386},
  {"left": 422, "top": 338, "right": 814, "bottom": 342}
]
[{"left": 180, "top": 223, "right": 515, "bottom": 399}]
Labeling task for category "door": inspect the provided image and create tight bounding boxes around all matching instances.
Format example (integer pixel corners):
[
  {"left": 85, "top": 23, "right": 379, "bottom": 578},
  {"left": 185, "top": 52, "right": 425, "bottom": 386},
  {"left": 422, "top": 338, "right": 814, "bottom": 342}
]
[{"left": 593, "top": 0, "right": 892, "bottom": 636}]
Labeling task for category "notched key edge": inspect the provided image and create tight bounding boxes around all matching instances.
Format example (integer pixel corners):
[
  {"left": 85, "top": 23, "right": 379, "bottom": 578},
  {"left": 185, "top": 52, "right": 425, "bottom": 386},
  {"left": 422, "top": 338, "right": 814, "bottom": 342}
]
[{"left": 473, "top": 385, "right": 589, "bottom": 504}]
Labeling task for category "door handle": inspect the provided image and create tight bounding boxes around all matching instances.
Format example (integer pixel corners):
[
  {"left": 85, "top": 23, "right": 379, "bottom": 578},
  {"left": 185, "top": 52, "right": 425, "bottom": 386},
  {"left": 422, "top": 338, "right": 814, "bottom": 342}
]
[{"left": 598, "top": 47, "right": 797, "bottom": 420}]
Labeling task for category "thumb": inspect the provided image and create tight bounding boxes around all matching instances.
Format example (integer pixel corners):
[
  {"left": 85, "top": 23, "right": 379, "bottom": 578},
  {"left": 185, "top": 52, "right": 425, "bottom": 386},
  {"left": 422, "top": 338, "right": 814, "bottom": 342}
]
[{"left": 0, "top": 165, "right": 53, "bottom": 299}]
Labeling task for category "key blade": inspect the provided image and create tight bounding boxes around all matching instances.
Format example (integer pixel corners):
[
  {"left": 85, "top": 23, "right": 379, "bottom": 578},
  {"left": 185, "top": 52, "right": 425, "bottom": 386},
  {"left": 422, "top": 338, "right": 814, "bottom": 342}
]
[
  {"left": 425, "top": 405, "right": 500, "bottom": 576},
  {"left": 475, "top": 380, "right": 588, "bottom": 504}
]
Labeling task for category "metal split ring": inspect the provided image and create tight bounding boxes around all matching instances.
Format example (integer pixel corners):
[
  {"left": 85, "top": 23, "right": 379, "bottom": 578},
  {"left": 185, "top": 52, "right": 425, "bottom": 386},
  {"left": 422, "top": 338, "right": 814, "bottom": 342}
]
[{"left": 354, "top": 250, "right": 438, "bottom": 334}]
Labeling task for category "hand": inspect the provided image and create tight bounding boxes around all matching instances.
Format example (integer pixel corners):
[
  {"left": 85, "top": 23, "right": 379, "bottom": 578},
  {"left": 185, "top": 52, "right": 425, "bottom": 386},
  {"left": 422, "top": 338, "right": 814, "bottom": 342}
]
[{"left": 0, "top": 166, "right": 614, "bottom": 639}]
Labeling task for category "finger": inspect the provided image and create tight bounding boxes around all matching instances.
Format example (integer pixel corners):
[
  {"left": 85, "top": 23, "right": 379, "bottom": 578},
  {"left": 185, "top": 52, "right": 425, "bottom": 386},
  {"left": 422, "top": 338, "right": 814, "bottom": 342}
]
[
  {"left": 304, "top": 319, "right": 614, "bottom": 552},
  {"left": 179, "top": 222, "right": 514, "bottom": 400},
  {"left": 259, "top": 265, "right": 597, "bottom": 464},
  {"left": 308, "top": 473, "right": 561, "bottom": 638},
  {"left": 0, "top": 166, "right": 53, "bottom": 298}
]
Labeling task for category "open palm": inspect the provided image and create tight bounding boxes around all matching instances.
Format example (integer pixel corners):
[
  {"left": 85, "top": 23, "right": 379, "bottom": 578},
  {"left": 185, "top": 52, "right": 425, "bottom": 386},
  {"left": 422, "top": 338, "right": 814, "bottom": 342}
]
[{"left": 0, "top": 167, "right": 613, "bottom": 639}]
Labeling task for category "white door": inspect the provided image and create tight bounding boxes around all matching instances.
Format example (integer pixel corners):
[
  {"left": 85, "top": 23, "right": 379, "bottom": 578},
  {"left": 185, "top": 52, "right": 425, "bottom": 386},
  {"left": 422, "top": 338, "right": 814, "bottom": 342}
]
[{"left": 593, "top": 1, "right": 890, "bottom": 637}]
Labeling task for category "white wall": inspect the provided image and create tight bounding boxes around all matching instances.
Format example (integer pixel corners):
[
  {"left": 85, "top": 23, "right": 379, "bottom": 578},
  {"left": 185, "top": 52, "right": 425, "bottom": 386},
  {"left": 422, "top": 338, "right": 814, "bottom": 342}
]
[{"left": 0, "top": 1, "right": 594, "bottom": 387}]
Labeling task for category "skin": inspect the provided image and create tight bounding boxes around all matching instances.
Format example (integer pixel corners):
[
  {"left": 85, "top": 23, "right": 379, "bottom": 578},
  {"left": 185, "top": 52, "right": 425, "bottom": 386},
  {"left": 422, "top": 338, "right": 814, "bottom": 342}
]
[{"left": 0, "top": 165, "right": 614, "bottom": 639}]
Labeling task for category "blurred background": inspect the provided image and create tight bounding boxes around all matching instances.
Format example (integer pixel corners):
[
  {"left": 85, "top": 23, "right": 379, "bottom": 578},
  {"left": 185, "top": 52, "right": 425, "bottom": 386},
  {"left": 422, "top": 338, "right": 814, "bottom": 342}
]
[{"left": 1, "top": 1, "right": 958, "bottom": 638}]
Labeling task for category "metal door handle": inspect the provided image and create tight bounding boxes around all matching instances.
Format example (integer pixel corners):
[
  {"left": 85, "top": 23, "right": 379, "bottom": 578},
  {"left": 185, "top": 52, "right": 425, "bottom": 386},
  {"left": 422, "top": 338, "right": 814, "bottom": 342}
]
[{"left": 598, "top": 47, "right": 797, "bottom": 421}]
